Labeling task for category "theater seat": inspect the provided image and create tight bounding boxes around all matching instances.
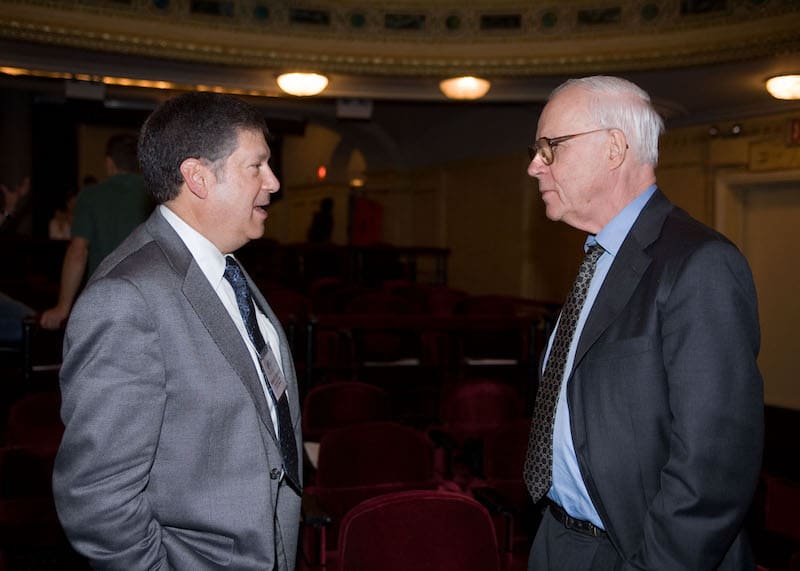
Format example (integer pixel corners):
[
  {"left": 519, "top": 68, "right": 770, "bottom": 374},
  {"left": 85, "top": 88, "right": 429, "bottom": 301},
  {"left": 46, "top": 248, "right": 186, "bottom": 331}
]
[
  {"left": 302, "top": 381, "right": 391, "bottom": 443},
  {"left": 301, "top": 422, "right": 438, "bottom": 568},
  {"left": 337, "top": 489, "right": 501, "bottom": 571}
]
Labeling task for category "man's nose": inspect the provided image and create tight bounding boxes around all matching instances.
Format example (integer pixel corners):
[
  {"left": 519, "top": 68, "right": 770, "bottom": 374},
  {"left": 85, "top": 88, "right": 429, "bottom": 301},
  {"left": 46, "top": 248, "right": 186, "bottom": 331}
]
[
  {"left": 264, "top": 168, "right": 280, "bottom": 193},
  {"left": 527, "top": 153, "right": 548, "bottom": 177}
]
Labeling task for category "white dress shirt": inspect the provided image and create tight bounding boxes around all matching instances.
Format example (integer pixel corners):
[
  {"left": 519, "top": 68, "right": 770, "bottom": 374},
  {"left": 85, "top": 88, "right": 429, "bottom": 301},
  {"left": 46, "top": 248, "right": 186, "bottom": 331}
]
[{"left": 159, "top": 205, "right": 283, "bottom": 435}]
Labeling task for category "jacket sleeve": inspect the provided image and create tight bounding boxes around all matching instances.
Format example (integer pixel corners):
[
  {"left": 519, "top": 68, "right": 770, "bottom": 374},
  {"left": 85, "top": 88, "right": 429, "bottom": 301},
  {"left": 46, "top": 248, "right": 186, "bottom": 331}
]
[
  {"left": 53, "top": 275, "right": 170, "bottom": 570},
  {"left": 624, "top": 239, "right": 764, "bottom": 569}
]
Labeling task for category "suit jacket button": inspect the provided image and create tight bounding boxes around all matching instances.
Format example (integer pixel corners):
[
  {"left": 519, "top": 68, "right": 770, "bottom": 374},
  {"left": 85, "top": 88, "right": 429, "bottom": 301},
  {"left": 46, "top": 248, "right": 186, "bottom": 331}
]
[{"left": 270, "top": 468, "right": 281, "bottom": 480}]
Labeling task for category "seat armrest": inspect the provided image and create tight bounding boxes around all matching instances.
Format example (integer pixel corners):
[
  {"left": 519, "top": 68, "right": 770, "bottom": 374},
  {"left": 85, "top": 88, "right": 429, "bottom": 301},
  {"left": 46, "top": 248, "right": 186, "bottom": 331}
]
[
  {"left": 301, "top": 492, "right": 332, "bottom": 569},
  {"left": 471, "top": 486, "right": 514, "bottom": 556},
  {"left": 302, "top": 491, "right": 332, "bottom": 527}
]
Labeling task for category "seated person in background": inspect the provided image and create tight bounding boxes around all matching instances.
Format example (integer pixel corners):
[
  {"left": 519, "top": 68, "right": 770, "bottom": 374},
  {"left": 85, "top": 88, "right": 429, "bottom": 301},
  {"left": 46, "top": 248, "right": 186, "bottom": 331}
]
[
  {"left": 40, "top": 134, "right": 150, "bottom": 330},
  {"left": 0, "top": 175, "right": 31, "bottom": 235},
  {"left": 48, "top": 189, "right": 79, "bottom": 240},
  {"left": 0, "top": 290, "right": 35, "bottom": 346}
]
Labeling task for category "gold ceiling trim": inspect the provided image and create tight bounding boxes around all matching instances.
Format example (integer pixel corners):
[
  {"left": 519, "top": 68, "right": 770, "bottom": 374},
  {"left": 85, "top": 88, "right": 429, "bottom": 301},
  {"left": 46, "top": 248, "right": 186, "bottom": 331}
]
[{"left": 0, "top": 1, "right": 798, "bottom": 76}]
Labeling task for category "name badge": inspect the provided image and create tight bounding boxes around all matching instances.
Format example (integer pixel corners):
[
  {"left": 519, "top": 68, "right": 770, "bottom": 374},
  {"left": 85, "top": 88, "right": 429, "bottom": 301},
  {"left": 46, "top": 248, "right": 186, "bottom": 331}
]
[{"left": 259, "top": 346, "right": 287, "bottom": 401}]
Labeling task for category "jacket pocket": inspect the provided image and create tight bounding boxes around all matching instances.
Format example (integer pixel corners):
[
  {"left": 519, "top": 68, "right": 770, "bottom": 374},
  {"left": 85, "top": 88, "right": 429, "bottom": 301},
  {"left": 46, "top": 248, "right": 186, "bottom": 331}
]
[
  {"left": 590, "top": 335, "right": 653, "bottom": 362},
  {"left": 161, "top": 525, "right": 234, "bottom": 566}
]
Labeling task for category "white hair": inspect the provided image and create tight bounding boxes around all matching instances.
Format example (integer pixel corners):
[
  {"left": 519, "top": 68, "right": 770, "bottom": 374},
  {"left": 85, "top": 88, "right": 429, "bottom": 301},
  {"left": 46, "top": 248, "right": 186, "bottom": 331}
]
[{"left": 551, "top": 76, "right": 665, "bottom": 166}]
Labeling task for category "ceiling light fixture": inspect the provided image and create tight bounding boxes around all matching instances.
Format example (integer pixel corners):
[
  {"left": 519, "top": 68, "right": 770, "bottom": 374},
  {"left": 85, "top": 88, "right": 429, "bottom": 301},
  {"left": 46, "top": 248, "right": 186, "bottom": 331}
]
[
  {"left": 277, "top": 72, "right": 329, "bottom": 97},
  {"left": 439, "top": 76, "right": 491, "bottom": 100},
  {"left": 765, "top": 74, "right": 800, "bottom": 100}
]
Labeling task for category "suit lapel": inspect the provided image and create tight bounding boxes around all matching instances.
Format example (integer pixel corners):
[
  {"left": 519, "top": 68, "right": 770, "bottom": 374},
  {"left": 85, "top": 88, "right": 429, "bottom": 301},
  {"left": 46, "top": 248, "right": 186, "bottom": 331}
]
[
  {"left": 573, "top": 189, "right": 673, "bottom": 366},
  {"left": 146, "top": 212, "right": 277, "bottom": 441}
]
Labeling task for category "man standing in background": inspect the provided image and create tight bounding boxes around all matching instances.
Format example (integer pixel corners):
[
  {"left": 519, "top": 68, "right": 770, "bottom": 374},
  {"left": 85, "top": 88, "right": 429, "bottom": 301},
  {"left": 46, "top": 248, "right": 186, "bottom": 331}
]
[{"left": 40, "top": 133, "right": 150, "bottom": 329}]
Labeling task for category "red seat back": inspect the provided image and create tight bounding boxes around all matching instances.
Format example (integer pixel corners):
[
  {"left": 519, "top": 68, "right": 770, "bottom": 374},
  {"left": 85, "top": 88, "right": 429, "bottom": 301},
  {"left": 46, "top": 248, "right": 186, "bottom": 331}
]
[
  {"left": 6, "top": 391, "right": 63, "bottom": 452},
  {"left": 441, "top": 380, "right": 524, "bottom": 442},
  {"left": 338, "top": 490, "right": 501, "bottom": 571},
  {"left": 307, "top": 422, "right": 437, "bottom": 551},
  {"left": 302, "top": 382, "right": 391, "bottom": 442}
]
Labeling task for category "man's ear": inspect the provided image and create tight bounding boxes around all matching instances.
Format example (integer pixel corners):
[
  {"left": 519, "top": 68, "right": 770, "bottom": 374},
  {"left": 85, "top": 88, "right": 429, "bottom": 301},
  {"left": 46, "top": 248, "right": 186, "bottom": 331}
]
[
  {"left": 608, "top": 129, "right": 629, "bottom": 170},
  {"left": 179, "top": 158, "right": 211, "bottom": 199}
]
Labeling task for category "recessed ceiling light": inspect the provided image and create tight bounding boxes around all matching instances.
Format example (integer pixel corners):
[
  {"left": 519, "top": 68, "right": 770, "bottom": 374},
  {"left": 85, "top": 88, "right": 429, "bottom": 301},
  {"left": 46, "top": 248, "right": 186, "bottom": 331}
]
[
  {"left": 439, "top": 76, "right": 491, "bottom": 100},
  {"left": 765, "top": 74, "right": 800, "bottom": 100},
  {"left": 277, "top": 72, "right": 329, "bottom": 97}
]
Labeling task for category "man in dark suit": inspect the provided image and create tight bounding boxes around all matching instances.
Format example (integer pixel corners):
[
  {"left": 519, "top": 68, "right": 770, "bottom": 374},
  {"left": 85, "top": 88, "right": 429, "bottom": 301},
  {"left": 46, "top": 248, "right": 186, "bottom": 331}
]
[
  {"left": 524, "top": 76, "right": 763, "bottom": 569},
  {"left": 53, "top": 92, "right": 302, "bottom": 570}
]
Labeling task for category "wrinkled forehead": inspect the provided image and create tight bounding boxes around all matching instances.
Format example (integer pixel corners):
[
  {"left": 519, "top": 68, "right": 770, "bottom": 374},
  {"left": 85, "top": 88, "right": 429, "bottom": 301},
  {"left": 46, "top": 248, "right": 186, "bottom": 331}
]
[{"left": 537, "top": 86, "right": 595, "bottom": 137}]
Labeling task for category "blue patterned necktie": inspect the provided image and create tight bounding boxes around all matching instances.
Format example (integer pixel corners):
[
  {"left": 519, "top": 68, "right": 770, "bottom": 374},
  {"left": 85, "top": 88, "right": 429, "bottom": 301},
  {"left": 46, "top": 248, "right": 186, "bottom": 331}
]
[
  {"left": 223, "top": 256, "right": 299, "bottom": 490},
  {"left": 524, "top": 244, "right": 604, "bottom": 502}
]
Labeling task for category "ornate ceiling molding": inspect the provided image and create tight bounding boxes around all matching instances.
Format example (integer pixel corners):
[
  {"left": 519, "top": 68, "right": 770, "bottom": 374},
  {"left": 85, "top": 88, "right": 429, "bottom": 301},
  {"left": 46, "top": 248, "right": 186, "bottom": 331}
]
[{"left": 1, "top": 0, "right": 798, "bottom": 76}]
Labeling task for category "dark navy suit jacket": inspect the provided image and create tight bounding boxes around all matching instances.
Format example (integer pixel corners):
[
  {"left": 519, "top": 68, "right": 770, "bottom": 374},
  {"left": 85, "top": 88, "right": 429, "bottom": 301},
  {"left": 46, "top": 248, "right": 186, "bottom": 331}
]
[{"left": 565, "top": 189, "right": 763, "bottom": 569}]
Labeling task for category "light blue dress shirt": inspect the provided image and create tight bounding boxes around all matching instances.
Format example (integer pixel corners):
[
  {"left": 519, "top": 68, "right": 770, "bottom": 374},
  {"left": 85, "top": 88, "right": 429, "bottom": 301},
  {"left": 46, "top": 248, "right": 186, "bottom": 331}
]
[{"left": 547, "top": 185, "right": 657, "bottom": 528}]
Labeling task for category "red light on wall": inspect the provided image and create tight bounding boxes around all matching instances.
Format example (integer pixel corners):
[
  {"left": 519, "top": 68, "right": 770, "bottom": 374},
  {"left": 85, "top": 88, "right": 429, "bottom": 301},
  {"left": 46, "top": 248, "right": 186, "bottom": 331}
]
[
  {"left": 789, "top": 118, "right": 800, "bottom": 146},
  {"left": 317, "top": 165, "right": 327, "bottom": 180}
]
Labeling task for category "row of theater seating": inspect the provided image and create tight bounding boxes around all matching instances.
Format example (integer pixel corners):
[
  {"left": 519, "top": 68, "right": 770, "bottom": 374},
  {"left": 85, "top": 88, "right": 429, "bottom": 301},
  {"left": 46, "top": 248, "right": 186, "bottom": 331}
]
[
  {"left": 9, "top": 286, "right": 557, "bottom": 428},
  {"left": 2, "top": 380, "right": 800, "bottom": 570},
  {"left": 0, "top": 390, "right": 84, "bottom": 570},
  {"left": 3, "top": 277, "right": 799, "bottom": 570},
  {"left": 290, "top": 378, "right": 539, "bottom": 570},
  {"left": 259, "top": 282, "right": 559, "bottom": 431},
  {"left": 6, "top": 280, "right": 547, "bottom": 434},
  {"left": 0, "top": 378, "right": 535, "bottom": 570}
]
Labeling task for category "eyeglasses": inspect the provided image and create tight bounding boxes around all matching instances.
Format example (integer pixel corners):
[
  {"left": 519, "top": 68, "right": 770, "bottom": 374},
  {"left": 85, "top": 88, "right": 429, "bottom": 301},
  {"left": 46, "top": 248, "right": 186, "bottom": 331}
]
[{"left": 527, "top": 128, "right": 610, "bottom": 165}]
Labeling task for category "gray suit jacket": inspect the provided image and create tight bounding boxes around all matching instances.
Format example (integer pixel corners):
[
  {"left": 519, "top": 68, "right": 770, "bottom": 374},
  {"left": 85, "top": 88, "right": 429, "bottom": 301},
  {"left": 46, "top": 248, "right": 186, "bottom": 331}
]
[
  {"left": 53, "top": 210, "right": 303, "bottom": 570},
  {"left": 565, "top": 189, "right": 763, "bottom": 569}
]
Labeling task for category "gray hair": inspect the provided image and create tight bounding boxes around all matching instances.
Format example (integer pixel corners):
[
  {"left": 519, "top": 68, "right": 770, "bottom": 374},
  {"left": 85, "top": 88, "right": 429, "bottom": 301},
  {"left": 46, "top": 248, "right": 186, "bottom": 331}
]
[{"left": 551, "top": 76, "right": 664, "bottom": 166}]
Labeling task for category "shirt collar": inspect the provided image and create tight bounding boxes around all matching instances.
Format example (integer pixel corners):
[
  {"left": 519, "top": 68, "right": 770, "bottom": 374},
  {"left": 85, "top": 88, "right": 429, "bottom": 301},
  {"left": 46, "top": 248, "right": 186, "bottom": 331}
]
[
  {"left": 587, "top": 184, "right": 657, "bottom": 255},
  {"left": 158, "top": 205, "right": 228, "bottom": 289}
]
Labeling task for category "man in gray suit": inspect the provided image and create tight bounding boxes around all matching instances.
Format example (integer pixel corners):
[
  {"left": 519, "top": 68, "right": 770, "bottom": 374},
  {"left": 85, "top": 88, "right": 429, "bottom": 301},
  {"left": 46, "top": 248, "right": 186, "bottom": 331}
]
[
  {"left": 524, "top": 76, "right": 763, "bottom": 569},
  {"left": 53, "top": 92, "right": 302, "bottom": 570}
]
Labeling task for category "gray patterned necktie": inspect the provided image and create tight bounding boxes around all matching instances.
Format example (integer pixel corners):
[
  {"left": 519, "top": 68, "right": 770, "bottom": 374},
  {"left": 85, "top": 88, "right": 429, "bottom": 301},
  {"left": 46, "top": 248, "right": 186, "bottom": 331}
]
[
  {"left": 223, "top": 257, "right": 299, "bottom": 490},
  {"left": 524, "top": 244, "right": 604, "bottom": 502}
]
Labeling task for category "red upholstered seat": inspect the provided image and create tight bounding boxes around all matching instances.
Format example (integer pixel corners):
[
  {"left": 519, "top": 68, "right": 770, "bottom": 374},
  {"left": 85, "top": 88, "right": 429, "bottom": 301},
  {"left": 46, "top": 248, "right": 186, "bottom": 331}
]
[
  {"left": 475, "top": 418, "right": 540, "bottom": 566},
  {"left": 432, "top": 379, "right": 525, "bottom": 483},
  {"left": 764, "top": 474, "right": 800, "bottom": 541},
  {"left": 337, "top": 489, "right": 501, "bottom": 571},
  {"left": 302, "top": 421, "right": 438, "bottom": 561},
  {"left": 452, "top": 295, "right": 552, "bottom": 367},
  {"left": 5, "top": 391, "right": 64, "bottom": 452},
  {"left": 343, "top": 292, "right": 423, "bottom": 365},
  {"left": 440, "top": 380, "right": 524, "bottom": 443},
  {"left": 302, "top": 382, "right": 391, "bottom": 443}
]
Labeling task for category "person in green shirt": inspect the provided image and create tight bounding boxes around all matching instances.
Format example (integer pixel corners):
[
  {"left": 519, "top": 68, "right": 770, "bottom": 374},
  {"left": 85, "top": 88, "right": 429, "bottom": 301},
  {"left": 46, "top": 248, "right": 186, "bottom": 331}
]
[{"left": 41, "top": 134, "right": 151, "bottom": 330}]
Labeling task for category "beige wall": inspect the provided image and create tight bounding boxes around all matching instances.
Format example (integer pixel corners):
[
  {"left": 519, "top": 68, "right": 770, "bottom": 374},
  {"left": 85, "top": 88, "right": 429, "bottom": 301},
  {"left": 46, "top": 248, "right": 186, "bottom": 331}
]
[
  {"left": 436, "top": 154, "right": 530, "bottom": 296},
  {"left": 658, "top": 114, "right": 799, "bottom": 411},
  {"left": 281, "top": 124, "right": 342, "bottom": 188},
  {"left": 741, "top": 182, "right": 799, "bottom": 410},
  {"left": 714, "top": 166, "right": 800, "bottom": 412},
  {"left": 78, "top": 124, "right": 139, "bottom": 184}
]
